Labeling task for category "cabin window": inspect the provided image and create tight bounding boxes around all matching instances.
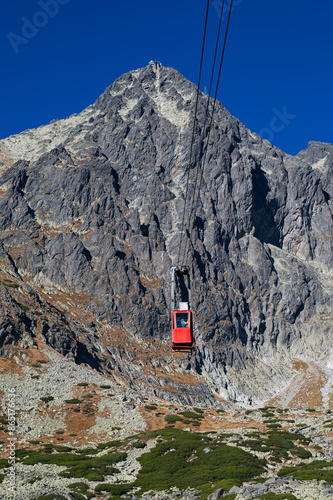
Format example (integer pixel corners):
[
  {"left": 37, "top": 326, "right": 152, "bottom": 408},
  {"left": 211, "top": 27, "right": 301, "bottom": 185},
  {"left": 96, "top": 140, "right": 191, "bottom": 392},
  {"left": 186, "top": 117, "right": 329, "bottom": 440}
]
[{"left": 176, "top": 312, "right": 189, "bottom": 328}]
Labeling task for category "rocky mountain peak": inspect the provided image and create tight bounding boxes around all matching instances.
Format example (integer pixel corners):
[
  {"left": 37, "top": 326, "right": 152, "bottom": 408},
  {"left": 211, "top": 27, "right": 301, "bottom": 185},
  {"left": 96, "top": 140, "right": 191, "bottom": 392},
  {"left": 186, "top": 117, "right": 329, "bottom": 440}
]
[{"left": 0, "top": 64, "right": 332, "bottom": 408}]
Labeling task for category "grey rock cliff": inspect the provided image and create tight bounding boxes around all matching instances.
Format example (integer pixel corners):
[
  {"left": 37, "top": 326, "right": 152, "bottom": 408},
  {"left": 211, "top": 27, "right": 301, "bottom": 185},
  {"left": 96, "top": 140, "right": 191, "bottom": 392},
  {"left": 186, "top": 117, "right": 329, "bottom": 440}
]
[{"left": 0, "top": 62, "right": 332, "bottom": 405}]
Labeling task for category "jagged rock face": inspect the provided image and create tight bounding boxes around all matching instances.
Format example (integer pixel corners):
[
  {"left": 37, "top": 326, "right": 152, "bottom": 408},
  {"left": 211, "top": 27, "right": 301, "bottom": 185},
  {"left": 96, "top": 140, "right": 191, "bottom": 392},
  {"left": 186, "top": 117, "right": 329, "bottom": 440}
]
[{"left": 0, "top": 63, "right": 332, "bottom": 405}]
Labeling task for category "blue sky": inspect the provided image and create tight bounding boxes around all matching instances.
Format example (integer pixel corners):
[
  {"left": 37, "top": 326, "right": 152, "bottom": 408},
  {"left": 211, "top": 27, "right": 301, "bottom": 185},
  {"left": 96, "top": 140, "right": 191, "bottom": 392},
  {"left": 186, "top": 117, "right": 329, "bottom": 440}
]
[{"left": 0, "top": 0, "right": 332, "bottom": 155}]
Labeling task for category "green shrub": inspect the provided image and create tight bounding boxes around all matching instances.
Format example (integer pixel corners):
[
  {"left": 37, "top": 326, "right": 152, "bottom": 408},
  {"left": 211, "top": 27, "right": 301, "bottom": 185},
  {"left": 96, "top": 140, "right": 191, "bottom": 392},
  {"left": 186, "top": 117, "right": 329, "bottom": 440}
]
[
  {"left": 65, "top": 399, "right": 82, "bottom": 404},
  {"left": 100, "top": 385, "right": 111, "bottom": 389},
  {"left": 96, "top": 440, "right": 122, "bottom": 450},
  {"left": 133, "top": 442, "right": 146, "bottom": 449},
  {"left": 179, "top": 411, "right": 204, "bottom": 420},
  {"left": 31, "top": 375, "right": 40, "bottom": 379},
  {"left": 133, "top": 428, "right": 265, "bottom": 494},
  {"left": 19, "top": 303, "right": 30, "bottom": 311},
  {"left": 218, "top": 478, "right": 242, "bottom": 490},
  {"left": 41, "top": 396, "right": 54, "bottom": 403},
  {"left": 278, "top": 460, "right": 333, "bottom": 484},
  {"left": 76, "top": 448, "right": 100, "bottom": 455},
  {"left": 15, "top": 449, "right": 38, "bottom": 459},
  {"left": 79, "top": 470, "right": 104, "bottom": 481},
  {"left": 55, "top": 446, "right": 74, "bottom": 452},
  {"left": 244, "top": 430, "right": 311, "bottom": 462},
  {"left": 28, "top": 477, "right": 42, "bottom": 484},
  {"left": 145, "top": 405, "right": 158, "bottom": 410},
  {"left": 68, "top": 482, "right": 94, "bottom": 498},
  {"left": 95, "top": 483, "right": 131, "bottom": 495},
  {"left": 296, "top": 447, "right": 312, "bottom": 459},
  {"left": 43, "top": 444, "right": 54, "bottom": 450},
  {"left": 68, "top": 482, "right": 89, "bottom": 492},
  {"left": 38, "top": 359, "right": 48, "bottom": 364},
  {"left": 164, "top": 415, "right": 183, "bottom": 423},
  {"left": 22, "top": 448, "right": 127, "bottom": 483},
  {"left": 77, "top": 382, "right": 89, "bottom": 387}
]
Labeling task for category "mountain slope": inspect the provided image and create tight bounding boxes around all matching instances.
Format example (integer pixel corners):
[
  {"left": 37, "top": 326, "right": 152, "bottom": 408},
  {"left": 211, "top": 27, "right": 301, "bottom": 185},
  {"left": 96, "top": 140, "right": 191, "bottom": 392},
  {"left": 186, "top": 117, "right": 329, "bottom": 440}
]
[{"left": 0, "top": 62, "right": 332, "bottom": 407}]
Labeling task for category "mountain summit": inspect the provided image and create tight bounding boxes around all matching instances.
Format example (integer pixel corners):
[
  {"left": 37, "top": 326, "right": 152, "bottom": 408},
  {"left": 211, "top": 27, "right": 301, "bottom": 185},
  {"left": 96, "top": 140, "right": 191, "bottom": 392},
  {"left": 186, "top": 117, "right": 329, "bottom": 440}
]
[{"left": 0, "top": 63, "right": 332, "bottom": 407}]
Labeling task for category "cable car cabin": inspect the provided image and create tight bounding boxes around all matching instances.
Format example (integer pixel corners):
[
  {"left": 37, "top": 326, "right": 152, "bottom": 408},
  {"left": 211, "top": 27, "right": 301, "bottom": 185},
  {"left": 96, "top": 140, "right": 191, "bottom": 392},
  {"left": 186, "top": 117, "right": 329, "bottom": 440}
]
[{"left": 171, "top": 310, "right": 193, "bottom": 352}]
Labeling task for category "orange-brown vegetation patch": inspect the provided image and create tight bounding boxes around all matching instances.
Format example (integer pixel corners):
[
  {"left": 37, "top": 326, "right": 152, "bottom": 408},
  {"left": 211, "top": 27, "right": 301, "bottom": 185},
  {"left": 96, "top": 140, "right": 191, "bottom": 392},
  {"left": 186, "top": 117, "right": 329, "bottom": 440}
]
[
  {"left": 201, "top": 413, "right": 266, "bottom": 433},
  {"left": 139, "top": 363, "right": 201, "bottom": 387},
  {"left": 0, "top": 354, "right": 25, "bottom": 377},
  {"left": 97, "top": 327, "right": 138, "bottom": 348},
  {"left": 36, "top": 287, "right": 90, "bottom": 310},
  {"left": 140, "top": 406, "right": 266, "bottom": 434},
  {"left": 140, "top": 409, "right": 167, "bottom": 432},
  {"left": 268, "top": 359, "right": 327, "bottom": 410},
  {"left": 26, "top": 285, "right": 102, "bottom": 334},
  {"left": 26, "top": 346, "right": 50, "bottom": 365},
  {"left": 139, "top": 275, "right": 161, "bottom": 290},
  {"left": 35, "top": 385, "right": 107, "bottom": 447}
]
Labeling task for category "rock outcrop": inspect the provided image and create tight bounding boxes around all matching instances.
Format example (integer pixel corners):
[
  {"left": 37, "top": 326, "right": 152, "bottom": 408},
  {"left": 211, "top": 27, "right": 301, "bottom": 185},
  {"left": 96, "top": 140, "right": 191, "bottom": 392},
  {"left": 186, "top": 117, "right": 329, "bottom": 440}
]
[{"left": 0, "top": 62, "right": 332, "bottom": 406}]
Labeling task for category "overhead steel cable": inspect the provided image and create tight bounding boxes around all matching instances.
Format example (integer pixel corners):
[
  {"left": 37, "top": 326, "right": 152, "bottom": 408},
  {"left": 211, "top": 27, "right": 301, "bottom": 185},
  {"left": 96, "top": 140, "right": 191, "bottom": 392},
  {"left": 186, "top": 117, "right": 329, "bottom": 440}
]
[
  {"left": 181, "top": 0, "right": 226, "bottom": 265},
  {"left": 176, "top": 0, "right": 211, "bottom": 267},
  {"left": 184, "top": 0, "right": 234, "bottom": 266}
]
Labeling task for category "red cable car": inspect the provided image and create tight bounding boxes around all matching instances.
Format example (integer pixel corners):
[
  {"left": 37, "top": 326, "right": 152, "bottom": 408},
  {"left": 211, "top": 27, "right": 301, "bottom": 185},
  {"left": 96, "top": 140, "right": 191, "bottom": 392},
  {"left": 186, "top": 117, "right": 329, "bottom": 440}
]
[
  {"left": 171, "top": 266, "right": 194, "bottom": 352},
  {"left": 171, "top": 309, "right": 193, "bottom": 352}
]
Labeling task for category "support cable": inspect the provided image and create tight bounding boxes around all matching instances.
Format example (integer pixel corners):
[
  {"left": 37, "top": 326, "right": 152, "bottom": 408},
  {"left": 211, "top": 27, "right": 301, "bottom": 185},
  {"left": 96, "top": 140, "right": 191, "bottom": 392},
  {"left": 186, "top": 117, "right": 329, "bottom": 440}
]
[
  {"left": 181, "top": 0, "right": 226, "bottom": 264},
  {"left": 184, "top": 0, "right": 234, "bottom": 266},
  {"left": 176, "top": 0, "right": 210, "bottom": 267}
]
